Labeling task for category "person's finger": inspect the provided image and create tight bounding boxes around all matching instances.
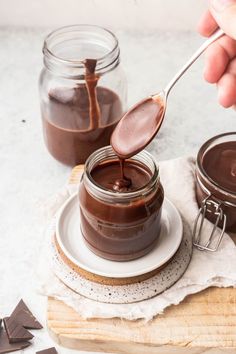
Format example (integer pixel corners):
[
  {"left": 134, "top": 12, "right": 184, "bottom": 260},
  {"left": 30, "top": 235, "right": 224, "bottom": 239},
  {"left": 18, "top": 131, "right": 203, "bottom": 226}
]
[
  {"left": 209, "top": 0, "right": 236, "bottom": 40},
  {"left": 197, "top": 9, "right": 218, "bottom": 37},
  {"left": 204, "top": 42, "right": 230, "bottom": 83},
  {"left": 219, "top": 35, "right": 236, "bottom": 58},
  {"left": 203, "top": 36, "right": 236, "bottom": 83},
  {"left": 217, "top": 72, "right": 236, "bottom": 107},
  {"left": 218, "top": 35, "right": 236, "bottom": 58},
  {"left": 227, "top": 57, "right": 236, "bottom": 74}
]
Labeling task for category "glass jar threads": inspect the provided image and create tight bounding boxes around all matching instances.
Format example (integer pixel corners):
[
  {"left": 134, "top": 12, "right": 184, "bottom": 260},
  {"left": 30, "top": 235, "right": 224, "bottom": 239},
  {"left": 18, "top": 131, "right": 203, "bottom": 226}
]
[{"left": 194, "top": 132, "right": 236, "bottom": 251}]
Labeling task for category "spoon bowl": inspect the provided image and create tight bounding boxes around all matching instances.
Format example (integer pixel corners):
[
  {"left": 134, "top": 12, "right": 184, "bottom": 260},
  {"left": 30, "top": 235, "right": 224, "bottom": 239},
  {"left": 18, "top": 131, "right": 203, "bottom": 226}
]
[
  {"left": 111, "top": 29, "right": 224, "bottom": 159},
  {"left": 111, "top": 91, "right": 166, "bottom": 159}
]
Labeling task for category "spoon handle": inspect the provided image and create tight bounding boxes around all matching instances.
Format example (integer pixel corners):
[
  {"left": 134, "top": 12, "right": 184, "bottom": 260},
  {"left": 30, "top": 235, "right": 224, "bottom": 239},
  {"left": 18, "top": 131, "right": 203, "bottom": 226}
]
[{"left": 164, "top": 29, "right": 224, "bottom": 97}]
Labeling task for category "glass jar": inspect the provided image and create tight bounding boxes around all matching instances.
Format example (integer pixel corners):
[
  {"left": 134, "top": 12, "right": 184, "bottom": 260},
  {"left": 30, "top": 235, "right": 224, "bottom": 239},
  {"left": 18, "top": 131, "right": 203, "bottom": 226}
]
[
  {"left": 39, "top": 25, "right": 127, "bottom": 166},
  {"left": 195, "top": 132, "right": 236, "bottom": 249},
  {"left": 79, "top": 146, "right": 164, "bottom": 261}
]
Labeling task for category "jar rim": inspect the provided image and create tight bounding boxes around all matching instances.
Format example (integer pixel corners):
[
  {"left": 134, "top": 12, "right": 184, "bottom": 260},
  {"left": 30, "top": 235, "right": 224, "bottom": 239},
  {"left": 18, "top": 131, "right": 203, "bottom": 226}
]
[
  {"left": 83, "top": 146, "right": 160, "bottom": 201},
  {"left": 43, "top": 24, "right": 119, "bottom": 74},
  {"left": 196, "top": 131, "right": 236, "bottom": 198}
]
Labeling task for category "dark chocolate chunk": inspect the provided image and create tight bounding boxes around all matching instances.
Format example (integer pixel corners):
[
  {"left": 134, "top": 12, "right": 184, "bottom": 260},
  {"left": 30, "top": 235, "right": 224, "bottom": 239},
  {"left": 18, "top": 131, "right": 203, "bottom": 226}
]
[
  {"left": 0, "top": 328, "right": 30, "bottom": 354},
  {"left": 3, "top": 317, "right": 33, "bottom": 343},
  {"left": 10, "top": 299, "right": 43, "bottom": 329},
  {"left": 36, "top": 347, "right": 58, "bottom": 354}
]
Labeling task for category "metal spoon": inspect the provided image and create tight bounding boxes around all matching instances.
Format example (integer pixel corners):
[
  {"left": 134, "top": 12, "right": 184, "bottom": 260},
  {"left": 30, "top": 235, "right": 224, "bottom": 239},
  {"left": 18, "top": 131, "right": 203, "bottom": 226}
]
[{"left": 111, "top": 29, "right": 225, "bottom": 159}]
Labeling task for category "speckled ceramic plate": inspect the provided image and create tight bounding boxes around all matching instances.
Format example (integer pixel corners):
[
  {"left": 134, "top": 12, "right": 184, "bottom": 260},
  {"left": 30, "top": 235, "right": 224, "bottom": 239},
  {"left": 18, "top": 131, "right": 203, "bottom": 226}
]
[
  {"left": 50, "top": 218, "right": 192, "bottom": 303},
  {"left": 55, "top": 193, "right": 183, "bottom": 278}
]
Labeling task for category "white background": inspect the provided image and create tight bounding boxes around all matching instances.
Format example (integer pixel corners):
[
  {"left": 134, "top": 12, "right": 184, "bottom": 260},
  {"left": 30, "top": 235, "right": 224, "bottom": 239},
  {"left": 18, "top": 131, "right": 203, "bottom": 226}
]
[
  {"left": 0, "top": 0, "right": 206, "bottom": 30},
  {"left": 1, "top": 1, "right": 236, "bottom": 354}
]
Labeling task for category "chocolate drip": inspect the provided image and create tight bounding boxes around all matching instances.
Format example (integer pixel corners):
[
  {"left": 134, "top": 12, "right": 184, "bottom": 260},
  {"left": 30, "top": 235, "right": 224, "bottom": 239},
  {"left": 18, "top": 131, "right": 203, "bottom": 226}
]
[
  {"left": 84, "top": 59, "right": 101, "bottom": 130},
  {"left": 110, "top": 96, "right": 164, "bottom": 189},
  {"left": 112, "top": 158, "right": 132, "bottom": 192},
  {"left": 42, "top": 85, "right": 123, "bottom": 166},
  {"left": 91, "top": 159, "right": 150, "bottom": 192}
]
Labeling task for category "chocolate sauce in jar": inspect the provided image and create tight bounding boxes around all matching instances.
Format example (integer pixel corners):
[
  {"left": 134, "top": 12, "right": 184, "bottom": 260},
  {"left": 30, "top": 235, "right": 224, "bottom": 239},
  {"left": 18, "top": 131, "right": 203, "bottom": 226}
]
[
  {"left": 202, "top": 141, "right": 236, "bottom": 194},
  {"left": 196, "top": 135, "right": 236, "bottom": 232},
  {"left": 91, "top": 159, "right": 150, "bottom": 192},
  {"left": 42, "top": 85, "right": 122, "bottom": 166},
  {"left": 40, "top": 25, "right": 126, "bottom": 166},
  {"left": 79, "top": 147, "right": 164, "bottom": 261}
]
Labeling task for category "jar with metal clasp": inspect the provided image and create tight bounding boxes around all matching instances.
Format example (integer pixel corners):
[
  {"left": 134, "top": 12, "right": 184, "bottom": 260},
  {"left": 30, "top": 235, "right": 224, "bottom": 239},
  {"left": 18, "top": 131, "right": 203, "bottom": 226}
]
[{"left": 194, "top": 132, "right": 236, "bottom": 251}]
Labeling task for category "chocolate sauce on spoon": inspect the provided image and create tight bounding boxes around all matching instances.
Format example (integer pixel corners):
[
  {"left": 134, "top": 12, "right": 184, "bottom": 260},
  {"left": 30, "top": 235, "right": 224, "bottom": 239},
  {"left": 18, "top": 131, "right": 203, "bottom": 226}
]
[
  {"left": 110, "top": 93, "right": 164, "bottom": 191},
  {"left": 110, "top": 94, "right": 164, "bottom": 191},
  {"left": 111, "top": 29, "right": 225, "bottom": 160},
  {"left": 111, "top": 29, "right": 225, "bottom": 189},
  {"left": 111, "top": 94, "right": 165, "bottom": 159}
]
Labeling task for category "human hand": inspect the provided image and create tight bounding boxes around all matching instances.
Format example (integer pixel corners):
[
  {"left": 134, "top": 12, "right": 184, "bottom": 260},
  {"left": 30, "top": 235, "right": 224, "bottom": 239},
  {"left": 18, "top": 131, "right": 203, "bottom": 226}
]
[{"left": 198, "top": 0, "right": 236, "bottom": 108}]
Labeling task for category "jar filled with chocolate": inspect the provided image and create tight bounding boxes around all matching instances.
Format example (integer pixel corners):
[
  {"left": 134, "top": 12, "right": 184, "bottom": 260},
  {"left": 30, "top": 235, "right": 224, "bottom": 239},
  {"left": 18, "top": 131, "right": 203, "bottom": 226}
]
[
  {"left": 39, "top": 25, "right": 127, "bottom": 166},
  {"left": 79, "top": 146, "right": 164, "bottom": 261},
  {"left": 195, "top": 132, "right": 236, "bottom": 248}
]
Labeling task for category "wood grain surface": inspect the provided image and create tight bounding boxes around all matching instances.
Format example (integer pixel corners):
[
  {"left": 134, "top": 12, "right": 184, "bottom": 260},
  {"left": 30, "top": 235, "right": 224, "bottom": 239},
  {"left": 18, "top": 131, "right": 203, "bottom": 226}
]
[
  {"left": 47, "top": 165, "right": 236, "bottom": 353},
  {"left": 47, "top": 287, "right": 236, "bottom": 353}
]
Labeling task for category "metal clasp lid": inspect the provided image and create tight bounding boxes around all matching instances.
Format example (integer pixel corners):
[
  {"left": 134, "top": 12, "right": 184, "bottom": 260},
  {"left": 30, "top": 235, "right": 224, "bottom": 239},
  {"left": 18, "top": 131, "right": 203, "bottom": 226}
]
[{"left": 193, "top": 195, "right": 227, "bottom": 252}]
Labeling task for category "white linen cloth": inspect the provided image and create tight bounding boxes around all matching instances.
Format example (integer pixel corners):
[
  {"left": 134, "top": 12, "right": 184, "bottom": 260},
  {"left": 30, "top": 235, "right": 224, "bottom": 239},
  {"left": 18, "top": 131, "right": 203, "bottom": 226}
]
[{"left": 37, "top": 157, "right": 236, "bottom": 321}]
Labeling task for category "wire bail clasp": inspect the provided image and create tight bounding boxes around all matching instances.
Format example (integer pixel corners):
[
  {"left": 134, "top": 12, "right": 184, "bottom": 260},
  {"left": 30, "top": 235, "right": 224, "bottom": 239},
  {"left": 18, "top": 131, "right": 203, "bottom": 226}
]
[{"left": 193, "top": 195, "right": 227, "bottom": 252}]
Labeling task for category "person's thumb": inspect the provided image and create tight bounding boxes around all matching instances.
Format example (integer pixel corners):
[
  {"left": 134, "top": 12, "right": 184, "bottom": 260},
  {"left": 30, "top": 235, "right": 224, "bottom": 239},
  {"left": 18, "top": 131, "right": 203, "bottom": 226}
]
[{"left": 209, "top": 0, "right": 236, "bottom": 39}]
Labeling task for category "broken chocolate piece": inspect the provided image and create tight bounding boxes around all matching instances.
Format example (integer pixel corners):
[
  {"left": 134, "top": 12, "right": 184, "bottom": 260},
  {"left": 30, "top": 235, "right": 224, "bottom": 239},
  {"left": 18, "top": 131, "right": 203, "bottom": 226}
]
[
  {"left": 36, "top": 347, "right": 58, "bottom": 354},
  {"left": 3, "top": 317, "right": 33, "bottom": 343},
  {"left": 10, "top": 299, "right": 43, "bottom": 329},
  {"left": 0, "top": 328, "right": 30, "bottom": 354}
]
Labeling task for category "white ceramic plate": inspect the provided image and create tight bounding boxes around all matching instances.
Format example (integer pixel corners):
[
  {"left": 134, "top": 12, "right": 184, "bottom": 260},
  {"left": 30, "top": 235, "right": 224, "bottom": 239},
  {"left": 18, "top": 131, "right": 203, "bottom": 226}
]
[{"left": 56, "top": 193, "right": 183, "bottom": 278}]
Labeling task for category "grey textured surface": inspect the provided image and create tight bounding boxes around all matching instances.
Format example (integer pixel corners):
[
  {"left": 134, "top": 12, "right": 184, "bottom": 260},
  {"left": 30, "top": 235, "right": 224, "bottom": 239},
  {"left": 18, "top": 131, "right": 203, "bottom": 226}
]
[{"left": 0, "top": 27, "right": 235, "bottom": 353}]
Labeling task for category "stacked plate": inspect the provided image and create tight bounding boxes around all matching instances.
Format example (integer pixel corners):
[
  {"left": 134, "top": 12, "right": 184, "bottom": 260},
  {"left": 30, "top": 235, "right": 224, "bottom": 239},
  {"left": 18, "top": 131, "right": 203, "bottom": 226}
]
[{"left": 50, "top": 193, "right": 192, "bottom": 303}]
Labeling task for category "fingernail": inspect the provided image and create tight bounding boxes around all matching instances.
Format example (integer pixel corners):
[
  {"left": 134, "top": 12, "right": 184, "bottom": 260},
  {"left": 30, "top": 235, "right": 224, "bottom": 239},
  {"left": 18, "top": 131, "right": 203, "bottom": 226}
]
[{"left": 210, "top": 0, "right": 236, "bottom": 12}]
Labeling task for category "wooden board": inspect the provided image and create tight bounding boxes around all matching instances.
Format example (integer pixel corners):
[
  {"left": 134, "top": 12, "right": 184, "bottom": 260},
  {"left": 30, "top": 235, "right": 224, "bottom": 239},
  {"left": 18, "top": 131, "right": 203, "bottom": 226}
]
[
  {"left": 47, "top": 287, "right": 236, "bottom": 353},
  {"left": 47, "top": 165, "right": 236, "bottom": 353}
]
